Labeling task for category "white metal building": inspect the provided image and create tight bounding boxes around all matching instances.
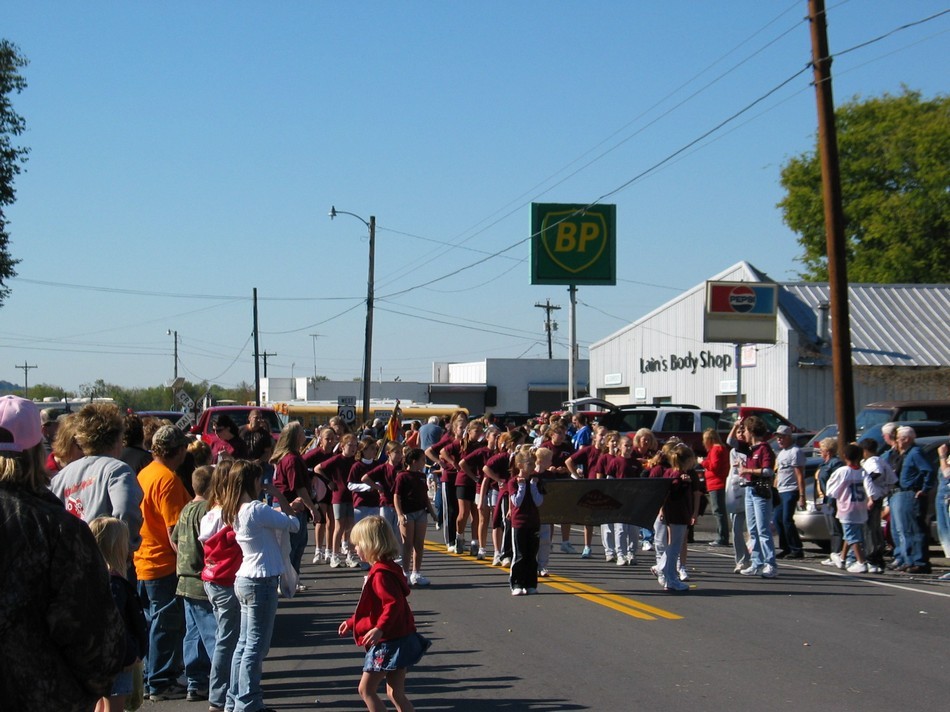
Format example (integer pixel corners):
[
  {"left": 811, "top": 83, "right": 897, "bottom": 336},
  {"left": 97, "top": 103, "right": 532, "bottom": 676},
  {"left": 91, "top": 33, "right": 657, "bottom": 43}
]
[{"left": 589, "top": 261, "right": 950, "bottom": 430}]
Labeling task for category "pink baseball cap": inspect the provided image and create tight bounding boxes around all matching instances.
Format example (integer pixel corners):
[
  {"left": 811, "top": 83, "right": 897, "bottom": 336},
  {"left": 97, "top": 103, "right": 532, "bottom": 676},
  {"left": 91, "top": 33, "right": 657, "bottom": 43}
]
[{"left": 0, "top": 395, "right": 44, "bottom": 452}]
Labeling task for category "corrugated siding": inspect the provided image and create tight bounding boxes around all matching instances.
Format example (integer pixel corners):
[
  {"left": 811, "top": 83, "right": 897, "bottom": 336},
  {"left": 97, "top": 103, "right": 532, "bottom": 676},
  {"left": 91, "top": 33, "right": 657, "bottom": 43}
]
[{"left": 781, "top": 283, "right": 950, "bottom": 367}]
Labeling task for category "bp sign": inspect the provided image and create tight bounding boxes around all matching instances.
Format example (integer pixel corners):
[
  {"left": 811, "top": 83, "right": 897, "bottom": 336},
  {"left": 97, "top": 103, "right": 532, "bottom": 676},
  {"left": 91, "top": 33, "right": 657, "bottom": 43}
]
[{"left": 531, "top": 203, "right": 616, "bottom": 285}]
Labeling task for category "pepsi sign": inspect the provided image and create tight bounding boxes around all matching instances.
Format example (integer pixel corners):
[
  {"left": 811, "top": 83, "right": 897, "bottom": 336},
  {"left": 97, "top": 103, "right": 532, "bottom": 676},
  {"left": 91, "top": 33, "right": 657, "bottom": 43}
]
[{"left": 704, "top": 281, "right": 778, "bottom": 344}]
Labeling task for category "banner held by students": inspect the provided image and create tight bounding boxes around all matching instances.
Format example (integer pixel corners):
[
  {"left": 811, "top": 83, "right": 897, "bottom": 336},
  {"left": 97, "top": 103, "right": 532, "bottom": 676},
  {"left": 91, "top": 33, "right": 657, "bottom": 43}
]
[{"left": 540, "top": 479, "right": 672, "bottom": 528}]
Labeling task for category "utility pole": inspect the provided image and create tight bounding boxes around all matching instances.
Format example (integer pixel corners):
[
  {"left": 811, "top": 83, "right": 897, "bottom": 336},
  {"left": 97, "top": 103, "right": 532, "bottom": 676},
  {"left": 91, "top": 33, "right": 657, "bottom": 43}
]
[
  {"left": 309, "top": 333, "right": 322, "bottom": 382},
  {"left": 261, "top": 351, "right": 278, "bottom": 378},
  {"left": 15, "top": 362, "right": 37, "bottom": 398},
  {"left": 534, "top": 299, "right": 561, "bottom": 359},
  {"left": 808, "top": 0, "right": 855, "bottom": 443},
  {"left": 253, "top": 288, "right": 261, "bottom": 406}
]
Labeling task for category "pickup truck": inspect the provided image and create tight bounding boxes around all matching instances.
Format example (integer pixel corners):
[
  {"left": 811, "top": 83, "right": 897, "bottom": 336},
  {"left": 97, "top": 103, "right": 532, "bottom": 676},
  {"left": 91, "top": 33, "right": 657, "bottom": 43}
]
[
  {"left": 718, "top": 406, "right": 814, "bottom": 447},
  {"left": 561, "top": 397, "right": 720, "bottom": 455}
]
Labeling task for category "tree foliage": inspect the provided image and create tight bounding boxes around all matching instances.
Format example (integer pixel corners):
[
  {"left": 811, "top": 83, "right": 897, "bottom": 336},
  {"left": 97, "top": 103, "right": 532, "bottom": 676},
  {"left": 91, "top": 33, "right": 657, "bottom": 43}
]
[
  {"left": 0, "top": 40, "right": 29, "bottom": 306},
  {"left": 778, "top": 89, "right": 950, "bottom": 282}
]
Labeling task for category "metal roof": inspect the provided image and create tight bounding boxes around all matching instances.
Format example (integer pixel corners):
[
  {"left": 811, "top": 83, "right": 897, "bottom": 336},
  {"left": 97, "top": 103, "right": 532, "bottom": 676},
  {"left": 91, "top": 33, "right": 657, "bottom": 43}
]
[{"left": 779, "top": 283, "right": 950, "bottom": 367}]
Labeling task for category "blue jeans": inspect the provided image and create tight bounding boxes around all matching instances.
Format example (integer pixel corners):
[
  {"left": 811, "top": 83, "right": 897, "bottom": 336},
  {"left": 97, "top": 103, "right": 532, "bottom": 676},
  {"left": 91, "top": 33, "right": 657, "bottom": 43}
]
[
  {"left": 138, "top": 573, "right": 185, "bottom": 693},
  {"left": 289, "top": 511, "right": 309, "bottom": 575},
  {"left": 657, "top": 521, "right": 687, "bottom": 583},
  {"left": 205, "top": 582, "right": 240, "bottom": 710},
  {"left": 183, "top": 597, "right": 216, "bottom": 692},
  {"left": 936, "top": 476, "right": 950, "bottom": 558},
  {"left": 744, "top": 487, "right": 776, "bottom": 568},
  {"left": 229, "top": 576, "right": 279, "bottom": 712},
  {"left": 773, "top": 490, "right": 803, "bottom": 554},
  {"left": 889, "top": 490, "right": 928, "bottom": 567}
]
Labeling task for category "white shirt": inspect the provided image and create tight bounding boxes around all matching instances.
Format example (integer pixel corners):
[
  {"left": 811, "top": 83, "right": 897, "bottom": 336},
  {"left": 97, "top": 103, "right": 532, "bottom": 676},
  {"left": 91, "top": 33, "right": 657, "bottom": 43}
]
[{"left": 233, "top": 500, "right": 300, "bottom": 579}]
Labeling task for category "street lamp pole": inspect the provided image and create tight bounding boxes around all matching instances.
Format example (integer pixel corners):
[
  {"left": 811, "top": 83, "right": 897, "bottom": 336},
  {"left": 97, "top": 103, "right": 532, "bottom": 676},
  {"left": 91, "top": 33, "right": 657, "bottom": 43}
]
[
  {"left": 330, "top": 206, "right": 376, "bottom": 426},
  {"left": 166, "top": 329, "right": 179, "bottom": 381}
]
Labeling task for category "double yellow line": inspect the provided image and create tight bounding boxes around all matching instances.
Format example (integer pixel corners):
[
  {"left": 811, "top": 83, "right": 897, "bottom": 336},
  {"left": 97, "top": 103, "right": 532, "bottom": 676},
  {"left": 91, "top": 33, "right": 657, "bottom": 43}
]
[{"left": 424, "top": 539, "right": 683, "bottom": 622}]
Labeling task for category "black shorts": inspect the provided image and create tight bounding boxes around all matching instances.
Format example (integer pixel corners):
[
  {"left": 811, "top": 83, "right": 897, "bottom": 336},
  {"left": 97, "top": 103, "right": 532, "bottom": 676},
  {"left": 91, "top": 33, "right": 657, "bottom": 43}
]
[{"left": 456, "top": 483, "right": 477, "bottom": 502}]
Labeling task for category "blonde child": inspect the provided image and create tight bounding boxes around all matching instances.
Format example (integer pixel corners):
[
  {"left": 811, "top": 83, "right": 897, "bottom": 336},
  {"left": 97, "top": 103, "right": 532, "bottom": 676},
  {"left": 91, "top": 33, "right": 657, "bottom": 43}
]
[
  {"left": 339, "top": 515, "right": 431, "bottom": 711},
  {"left": 90, "top": 516, "right": 148, "bottom": 712}
]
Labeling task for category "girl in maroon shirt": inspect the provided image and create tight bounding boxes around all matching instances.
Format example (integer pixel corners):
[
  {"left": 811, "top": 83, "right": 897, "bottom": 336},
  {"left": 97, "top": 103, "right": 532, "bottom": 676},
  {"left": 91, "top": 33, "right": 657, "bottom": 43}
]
[
  {"left": 303, "top": 426, "right": 338, "bottom": 564},
  {"left": 460, "top": 424, "right": 500, "bottom": 560},
  {"left": 650, "top": 443, "right": 700, "bottom": 592},
  {"left": 315, "top": 433, "right": 358, "bottom": 568},
  {"left": 394, "top": 449, "right": 438, "bottom": 586},
  {"left": 483, "top": 430, "right": 525, "bottom": 566},
  {"left": 425, "top": 411, "right": 467, "bottom": 552},
  {"left": 364, "top": 441, "right": 404, "bottom": 549}
]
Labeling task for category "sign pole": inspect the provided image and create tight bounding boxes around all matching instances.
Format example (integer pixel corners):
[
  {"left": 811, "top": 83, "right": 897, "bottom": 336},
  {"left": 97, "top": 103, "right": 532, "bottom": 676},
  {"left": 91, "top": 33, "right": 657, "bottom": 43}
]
[
  {"left": 734, "top": 343, "right": 742, "bottom": 408},
  {"left": 568, "top": 284, "right": 577, "bottom": 401}
]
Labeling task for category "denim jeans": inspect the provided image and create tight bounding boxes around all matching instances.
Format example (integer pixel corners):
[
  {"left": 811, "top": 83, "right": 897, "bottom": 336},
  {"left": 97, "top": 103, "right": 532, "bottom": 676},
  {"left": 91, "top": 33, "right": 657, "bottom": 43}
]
[
  {"left": 289, "top": 511, "right": 309, "bottom": 574},
  {"left": 708, "top": 488, "right": 729, "bottom": 544},
  {"left": 889, "top": 490, "right": 928, "bottom": 567},
  {"left": 138, "top": 573, "right": 185, "bottom": 693},
  {"left": 183, "top": 597, "right": 216, "bottom": 692},
  {"left": 657, "top": 521, "right": 687, "bottom": 584},
  {"left": 773, "top": 490, "right": 803, "bottom": 554},
  {"left": 230, "top": 576, "right": 279, "bottom": 712},
  {"left": 205, "top": 582, "right": 240, "bottom": 710},
  {"left": 744, "top": 487, "right": 776, "bottom": 568},
  {"left": 936, "top": 475, "right": 950, "bottom": 558}
]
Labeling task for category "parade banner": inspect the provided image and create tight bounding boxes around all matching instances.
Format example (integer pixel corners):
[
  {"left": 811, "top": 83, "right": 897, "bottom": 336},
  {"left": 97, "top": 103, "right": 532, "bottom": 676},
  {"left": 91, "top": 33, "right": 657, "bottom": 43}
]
[{"left": 539, "top": 479, "right": 672, "bottom": 528}]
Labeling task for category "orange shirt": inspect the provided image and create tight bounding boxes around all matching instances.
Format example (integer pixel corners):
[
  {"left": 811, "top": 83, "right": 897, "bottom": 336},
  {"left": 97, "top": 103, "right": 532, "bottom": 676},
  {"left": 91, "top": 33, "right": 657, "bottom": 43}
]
[{"left": 134, "top": 459, "right": 191, "bottom": 581}]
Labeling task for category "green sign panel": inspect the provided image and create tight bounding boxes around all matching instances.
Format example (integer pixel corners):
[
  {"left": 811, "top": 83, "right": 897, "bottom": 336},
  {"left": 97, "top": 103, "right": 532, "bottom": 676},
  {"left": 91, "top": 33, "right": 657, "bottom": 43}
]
[{"left": 531, "top": 203, "right": 616, "bottom": 285}]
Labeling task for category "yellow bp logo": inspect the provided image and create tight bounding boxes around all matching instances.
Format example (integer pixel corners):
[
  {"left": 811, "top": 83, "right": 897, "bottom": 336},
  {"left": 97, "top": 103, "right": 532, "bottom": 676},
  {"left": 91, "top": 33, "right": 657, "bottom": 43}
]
[{"left": 541, "top": 210, "right": 608, "bottom": 274}]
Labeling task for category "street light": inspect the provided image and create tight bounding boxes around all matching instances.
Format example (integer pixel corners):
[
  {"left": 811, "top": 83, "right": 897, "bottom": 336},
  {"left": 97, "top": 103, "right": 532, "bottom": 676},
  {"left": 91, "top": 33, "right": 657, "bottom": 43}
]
[
  {"left": 329, "top": 205, "right": 376, "bottom": 426},
  {"left": 166, "top": 329, "right": 179, "bottom": 381}
]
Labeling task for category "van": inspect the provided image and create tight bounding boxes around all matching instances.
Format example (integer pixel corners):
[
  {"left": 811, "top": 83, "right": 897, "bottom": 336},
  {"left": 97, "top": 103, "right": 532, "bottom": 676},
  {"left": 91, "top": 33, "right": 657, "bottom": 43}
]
[{"left": 856, "top": 400, "right": 950, "bottom": 434}]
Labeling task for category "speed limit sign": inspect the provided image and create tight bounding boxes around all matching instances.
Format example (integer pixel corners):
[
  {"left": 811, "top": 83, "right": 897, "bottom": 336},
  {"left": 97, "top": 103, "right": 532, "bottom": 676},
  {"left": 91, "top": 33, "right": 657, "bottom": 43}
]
[{"left": 337, "top": 405, "right": 356, "bottom": 424}]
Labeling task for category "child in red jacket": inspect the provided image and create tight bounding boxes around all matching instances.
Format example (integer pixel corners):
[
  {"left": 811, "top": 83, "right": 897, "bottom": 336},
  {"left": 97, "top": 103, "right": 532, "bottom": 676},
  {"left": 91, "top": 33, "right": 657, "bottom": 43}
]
[{"left": 339, "top": 515, "right": 431, "bottom": 711}]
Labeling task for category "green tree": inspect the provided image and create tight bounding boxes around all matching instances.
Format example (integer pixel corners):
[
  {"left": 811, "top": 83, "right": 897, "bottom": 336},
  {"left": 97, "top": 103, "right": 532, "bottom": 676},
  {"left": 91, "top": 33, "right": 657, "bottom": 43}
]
[
  {"left": 778, "top": 89, "right": 949, "bottom": 282},
  {"left": 0, "top": 41, "right": 29, "bottom": 305}
]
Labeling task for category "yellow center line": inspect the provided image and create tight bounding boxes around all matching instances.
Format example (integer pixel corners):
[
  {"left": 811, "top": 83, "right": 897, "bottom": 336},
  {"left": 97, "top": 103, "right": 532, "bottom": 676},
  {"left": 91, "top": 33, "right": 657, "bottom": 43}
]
[{"left": 423, "top": 539, "right": 683, "bottom": 621}]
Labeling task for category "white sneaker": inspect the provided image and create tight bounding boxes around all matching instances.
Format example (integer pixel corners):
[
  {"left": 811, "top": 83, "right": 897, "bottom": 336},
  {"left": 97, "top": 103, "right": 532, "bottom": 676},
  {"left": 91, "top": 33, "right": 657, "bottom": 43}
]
[
  {"left": 734, "top": 561, "right": 750, "bottom": 573},
  {"left": 538, "top": 568, "right": 550, "bottom": 577},
  {"left": 491, "top": 553, "right": 503, "bottom": 566},
  {"left": 329, "top": 554, "right": 342, "bottom": 568},
  {"left": 740, "top": 564, "right": 763, "bottom": 576},
  {"left": 678, "top": 565, "right": 689, "bottom": 581},
  {"left": 446, "top": 544, "right": 457, "bottom": 554},
  {"left": 846, "top": 561, "right": 868, "bottom": 573},
  {"left": 867, "top": 564, "right": 883, "bottom": 573},
  {"left": 409, "top": 572, "right": 430, "bottom": 586},
  {"left": 560, "top": 541, "right": 577, "bottom": 554},
  {"left": 616, "top": 555, "right": 626, "bottom": 566},
  {"left": 500, "top": 557, "right": 512, "bottom": 567},
  {"left": 641, "top": 541, "right": 654, "bottom": 551},
  {"left": 345, "top": 555, "right": 360, "bottom": 569},
  {"left": 657, "top": 573, "right": 668, "bottom": 588},
  {"left": 511, "top": 587, "right": 527, "bottom": 596},
  {"left": 820, "top": 558, "right": 835, "bottom": 566},
  {"left": 605, "top": 553, "right": 616, "bottom": 563},
  {"left": 760, "top": 564, "right": 778, "bottom": 579},
  {"left": 625, "top": 553, "right": 637, "bottom": 566},
  {"left": 476, "top": 548, "right": 487, "bottom": 560},
  {"left": 830, "top": 553, "right": 845, "bottom": 569},
  {"left": 312, "top": 550, "right": 321, "bottom": 564}
]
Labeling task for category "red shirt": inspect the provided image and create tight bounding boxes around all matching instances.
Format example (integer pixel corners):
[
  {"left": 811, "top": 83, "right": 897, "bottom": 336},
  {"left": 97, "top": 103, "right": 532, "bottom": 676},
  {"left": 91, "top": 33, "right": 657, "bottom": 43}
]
[
  {"left": 701, "top": 443, "right": 729, "bottom": 491},
  {"left": 319, "top": 453, "right": 356, "bottom": 504},
  {"left": 345, "top": 560, "right": 416, "bottom": 646},
  {"left": 394, "top": 470, "right": 429, "bottom": 514},
  {"left": 601, "top": 454, "right": 642, "bottom": 479},
  {"left": 272, "top": 452, "right": 307, "bottom": 501},
  {"left": 366, "top": 462, "right": 398, "bottom": 507},
  {"left": 348, "top": 460, "right": 380, "bottom": 508},
  {"left": 651, "top": 466, "right": 698, "bottom": 525}
]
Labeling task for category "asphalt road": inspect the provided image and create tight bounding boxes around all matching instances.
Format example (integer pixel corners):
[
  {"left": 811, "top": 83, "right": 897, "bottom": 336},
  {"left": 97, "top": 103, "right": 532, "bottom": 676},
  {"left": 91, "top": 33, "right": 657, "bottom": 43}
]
[{"left": 154, "top": 527, "right": 949, "bottom": 712}]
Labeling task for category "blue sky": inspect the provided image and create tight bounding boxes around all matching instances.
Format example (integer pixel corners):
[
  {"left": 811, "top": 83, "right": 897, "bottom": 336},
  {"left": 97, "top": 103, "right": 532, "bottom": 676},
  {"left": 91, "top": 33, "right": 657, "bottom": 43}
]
[{"left": 2, "top": 1, "right": 947, "bottom": 393}]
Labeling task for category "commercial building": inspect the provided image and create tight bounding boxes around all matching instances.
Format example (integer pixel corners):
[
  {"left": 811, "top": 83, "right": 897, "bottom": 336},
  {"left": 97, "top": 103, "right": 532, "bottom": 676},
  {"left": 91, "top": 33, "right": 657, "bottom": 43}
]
[{"left": 589, "top": 261, "right": 950, "bottom": 430}]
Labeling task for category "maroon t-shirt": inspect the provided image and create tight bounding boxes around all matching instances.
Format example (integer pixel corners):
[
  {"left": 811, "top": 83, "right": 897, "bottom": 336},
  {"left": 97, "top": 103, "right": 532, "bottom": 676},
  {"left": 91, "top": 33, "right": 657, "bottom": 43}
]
[
  {"left": 430, "top": 434, "right": 459, "bottom": 485},
  {"left": 319, "top": 453, "right": 356, "bottom": 505},
  {"left": 272, "top": 452, "right": 307, "bottom": 501},
  {"left": 366, "top": 462, "right": 398, "bottom": 507},
  {"left": 394, "top": 469, "right": 429, "bottom": 514},
  {"left": 349, "top": 460, "right": 380, "bottom": 508},
  {"left": 601, "top": 454, "right": 642, "bottom": 479},
  {"left": 459, "top": 445, "right": 493, "bottom": 487},
  {"left": 650, "top": 466, "right": 698, "bottom": 525}
]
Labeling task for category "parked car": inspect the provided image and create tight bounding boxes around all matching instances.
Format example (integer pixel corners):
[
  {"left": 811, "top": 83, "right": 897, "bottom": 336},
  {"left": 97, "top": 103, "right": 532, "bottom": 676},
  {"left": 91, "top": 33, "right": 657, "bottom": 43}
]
[
  {"left": 561, "top": 397, "right": 720, "bottom": 454},
  {"left": 191, "top": 405, "right": 283, "bottom": 442},
  {"left": 794, "top": 433, "right": 948, "bottom": 551}
]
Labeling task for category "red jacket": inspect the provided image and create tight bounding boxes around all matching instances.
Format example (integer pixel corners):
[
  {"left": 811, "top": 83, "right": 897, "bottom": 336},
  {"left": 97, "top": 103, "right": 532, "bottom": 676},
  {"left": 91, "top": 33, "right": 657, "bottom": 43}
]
[{"left": 346, "top": 560, "right": 416, "bottom": 646}]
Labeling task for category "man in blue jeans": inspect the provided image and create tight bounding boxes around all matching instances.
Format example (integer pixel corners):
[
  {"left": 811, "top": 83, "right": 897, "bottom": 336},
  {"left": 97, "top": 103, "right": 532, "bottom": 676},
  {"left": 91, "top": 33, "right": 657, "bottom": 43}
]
[
  {"left": 135, "top": 425, "right": 192, "bottom": 700},
  {"left": 890, "top": 426, "right": 935, "bottom": 574}
]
